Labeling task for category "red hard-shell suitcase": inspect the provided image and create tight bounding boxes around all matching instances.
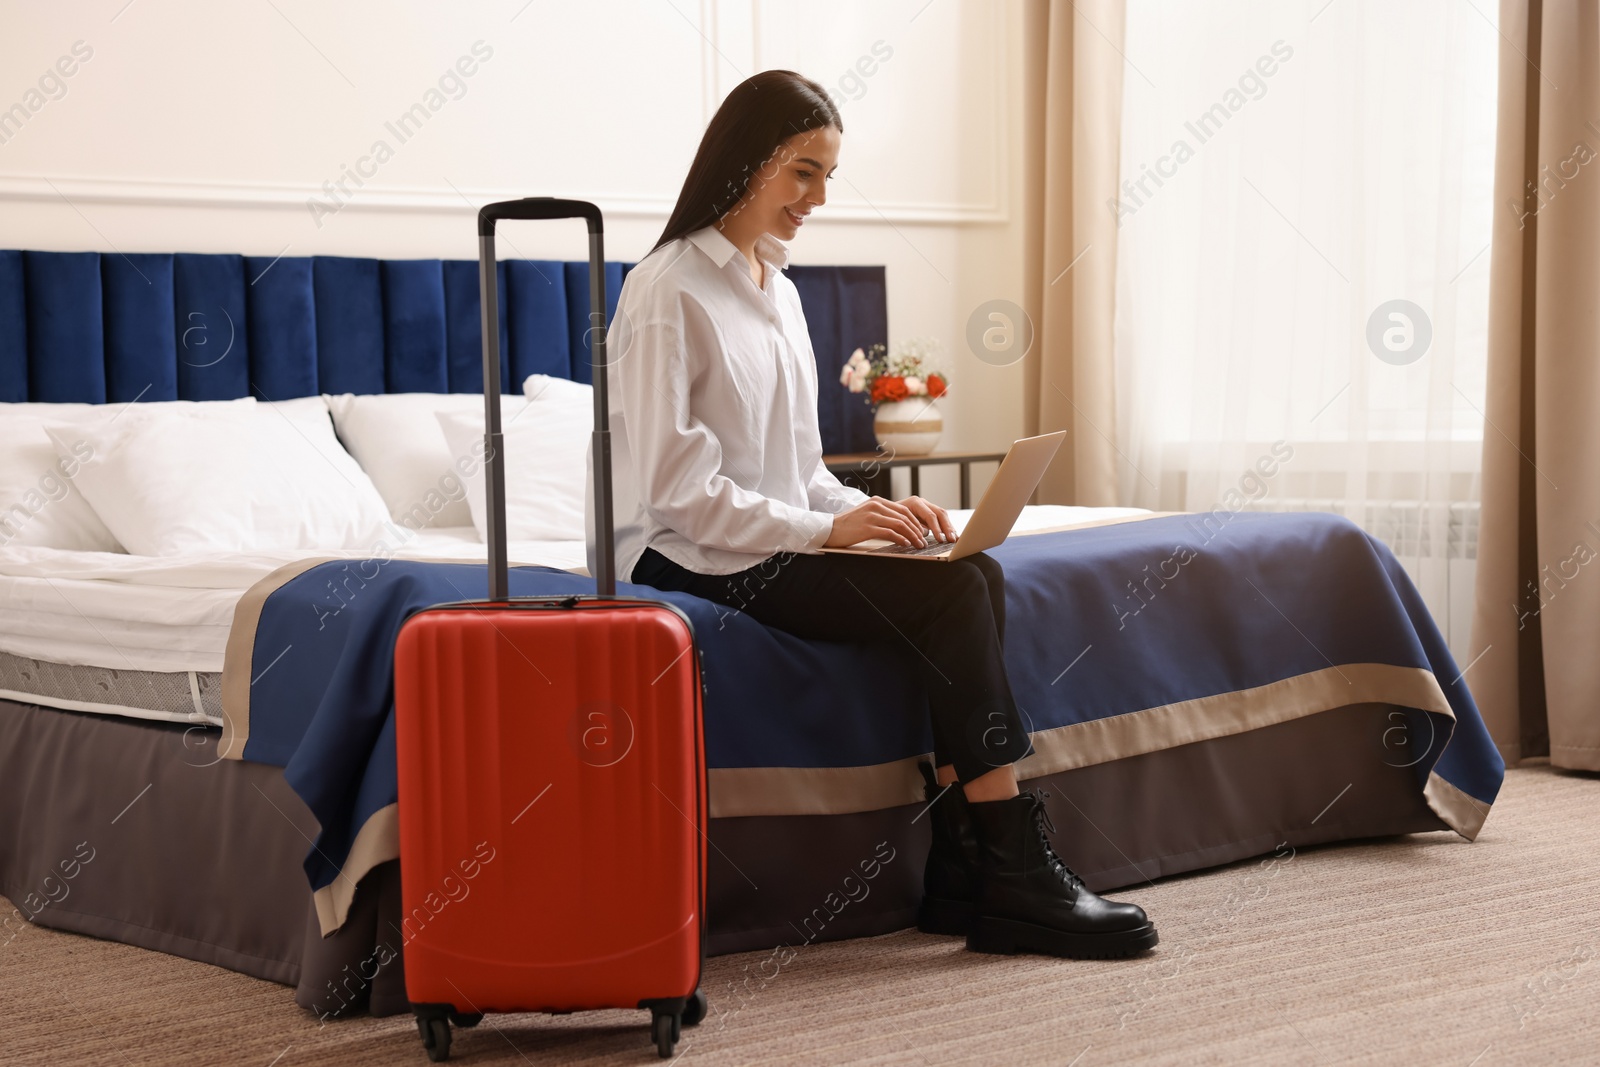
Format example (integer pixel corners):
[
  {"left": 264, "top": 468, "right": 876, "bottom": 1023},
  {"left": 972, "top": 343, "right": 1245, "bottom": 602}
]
[{"left": 394, "top": 199, "right": 708, "bottom": 1062}]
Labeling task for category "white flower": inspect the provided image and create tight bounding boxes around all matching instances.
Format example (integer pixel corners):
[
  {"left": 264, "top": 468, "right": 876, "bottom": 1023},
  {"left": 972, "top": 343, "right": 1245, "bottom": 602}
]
[
  {"left": 888, "top": 337, "right": 943, "bottom": 381},
  {"left": 839, "top": 363, "right": 853, "bottom": 386},
  {"left": 904, "top": 376, "right": 924, "bottom": 395}
]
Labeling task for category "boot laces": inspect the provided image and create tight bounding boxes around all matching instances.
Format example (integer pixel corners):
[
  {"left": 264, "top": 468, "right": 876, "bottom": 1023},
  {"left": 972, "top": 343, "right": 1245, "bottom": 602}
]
[{"left": 1028, "top": 791, "right": 1084, "bottom": 891}]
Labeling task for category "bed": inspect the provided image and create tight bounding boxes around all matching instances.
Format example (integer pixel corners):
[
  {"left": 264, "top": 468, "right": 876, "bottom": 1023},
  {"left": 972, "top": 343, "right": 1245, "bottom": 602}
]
[{"left": 0, "top": 248, "right": 1504, "bottom": 1021}]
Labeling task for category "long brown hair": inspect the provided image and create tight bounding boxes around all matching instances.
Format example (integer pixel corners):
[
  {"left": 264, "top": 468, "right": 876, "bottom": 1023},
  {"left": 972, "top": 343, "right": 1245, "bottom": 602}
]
[{"left": 651, "top": 70, "right": 842, "bottom": 256}]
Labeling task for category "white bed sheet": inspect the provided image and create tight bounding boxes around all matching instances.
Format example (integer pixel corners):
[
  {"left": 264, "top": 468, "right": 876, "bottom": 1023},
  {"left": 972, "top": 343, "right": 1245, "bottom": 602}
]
[
  {"left": 0, "top": 526, "right": 588, "bottom": 675},
  {"left": 0, "top": 505, "right": 1145, "bottom": 709}
]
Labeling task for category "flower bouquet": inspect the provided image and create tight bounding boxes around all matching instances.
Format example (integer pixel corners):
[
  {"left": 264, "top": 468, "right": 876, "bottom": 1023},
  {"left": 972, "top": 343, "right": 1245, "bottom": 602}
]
[{"left": 839, "top": 340, "right": 948, "bottom": 455}]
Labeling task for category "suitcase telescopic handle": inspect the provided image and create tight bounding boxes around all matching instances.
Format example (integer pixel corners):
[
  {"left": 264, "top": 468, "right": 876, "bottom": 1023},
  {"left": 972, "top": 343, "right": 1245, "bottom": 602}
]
[
  {"left": 477, "top": 197, "right": 602, "bottom": 234},
  {"left": 477, "top": 197, "right": 615, "bottom": 601}
]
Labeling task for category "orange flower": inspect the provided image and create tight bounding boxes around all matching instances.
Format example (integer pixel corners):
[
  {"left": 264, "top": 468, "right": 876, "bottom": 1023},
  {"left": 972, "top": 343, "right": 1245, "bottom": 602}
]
[
  {"left": 872, "top": 376, "right": 909, "bottom": 404},
  {"left": 925, "top": 374, "right": 947, "bottom": 399}
]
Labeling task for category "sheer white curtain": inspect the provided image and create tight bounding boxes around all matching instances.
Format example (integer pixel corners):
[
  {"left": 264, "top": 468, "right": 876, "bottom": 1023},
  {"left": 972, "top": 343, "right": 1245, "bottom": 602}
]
[{"left": 1113, "top": 0, "right": 1498, "bottom": 659}]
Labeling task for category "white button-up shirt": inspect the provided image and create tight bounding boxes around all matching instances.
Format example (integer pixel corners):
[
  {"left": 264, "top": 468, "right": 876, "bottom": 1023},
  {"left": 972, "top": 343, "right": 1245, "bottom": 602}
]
[{"left": 588, "top": 224, "right": 868, "bottom": 580}]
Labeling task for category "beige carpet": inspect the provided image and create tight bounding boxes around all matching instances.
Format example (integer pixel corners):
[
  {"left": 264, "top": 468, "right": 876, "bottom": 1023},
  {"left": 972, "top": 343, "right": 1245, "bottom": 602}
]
[{"left": 3, "top": 763, "right": 1597, "bottom": 1067}]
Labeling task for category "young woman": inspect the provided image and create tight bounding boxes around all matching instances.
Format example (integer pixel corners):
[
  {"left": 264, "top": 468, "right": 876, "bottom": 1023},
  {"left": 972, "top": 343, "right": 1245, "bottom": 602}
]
[{"left": 606, "top": 70, "right": 1157, "bottom": 960}]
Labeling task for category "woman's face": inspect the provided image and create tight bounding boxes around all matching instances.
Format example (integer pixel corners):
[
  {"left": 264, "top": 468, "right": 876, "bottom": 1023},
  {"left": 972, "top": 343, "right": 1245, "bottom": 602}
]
[{"left": 736, "top": 125, "right": 840, "bottom": 241}]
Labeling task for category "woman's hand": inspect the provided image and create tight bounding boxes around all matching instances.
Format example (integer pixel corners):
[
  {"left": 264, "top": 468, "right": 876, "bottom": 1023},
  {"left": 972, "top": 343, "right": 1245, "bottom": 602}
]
[
  {"left": 824, "top": 495, "right": 957, "bottom": 548},
  {"left": 900, "top": 495, "right": 957, "bottom": 542}
]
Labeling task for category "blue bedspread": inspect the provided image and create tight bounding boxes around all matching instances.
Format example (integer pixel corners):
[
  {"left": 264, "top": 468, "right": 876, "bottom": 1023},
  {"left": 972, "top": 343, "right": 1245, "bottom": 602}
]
[{"left": 222, "top": 512, "right": 1504, "bottom": 931}]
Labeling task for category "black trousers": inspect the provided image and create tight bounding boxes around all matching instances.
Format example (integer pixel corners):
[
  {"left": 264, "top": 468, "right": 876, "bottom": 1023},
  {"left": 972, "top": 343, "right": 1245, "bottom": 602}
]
[{"left": 631, "top": 546, "right": 1032, "bottom": 784}]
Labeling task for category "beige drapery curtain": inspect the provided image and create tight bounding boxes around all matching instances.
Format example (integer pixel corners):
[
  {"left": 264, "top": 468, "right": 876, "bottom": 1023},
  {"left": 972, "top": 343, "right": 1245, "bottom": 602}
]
[
  {"left": 1021, "top": 0, "right": 1124, "bottom": 506},
  {"left": 1469, "top": 0, "right": 1600, "bottom": 770}
]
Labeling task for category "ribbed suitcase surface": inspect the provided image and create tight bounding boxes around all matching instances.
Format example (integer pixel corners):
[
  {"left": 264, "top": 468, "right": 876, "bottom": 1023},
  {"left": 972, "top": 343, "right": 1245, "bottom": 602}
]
[{"left": 395, "top": 599, "right": 705, "bottom": 1014}]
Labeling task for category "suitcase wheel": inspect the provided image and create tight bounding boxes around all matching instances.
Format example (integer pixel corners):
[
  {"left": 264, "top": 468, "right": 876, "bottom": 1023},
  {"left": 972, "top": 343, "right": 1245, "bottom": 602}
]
[
  {"left": 415, "top": 1010, "right": 453, "bottom": 1062},
  {"left": 684, "top": 989, "right": 708, "bottom": 1028},
  {"left": 651, "top": 1011, "right": 680, "bottom": 1058},
  {"left": 448, "top": 1012, "right": 483, "bottom": 1029}
]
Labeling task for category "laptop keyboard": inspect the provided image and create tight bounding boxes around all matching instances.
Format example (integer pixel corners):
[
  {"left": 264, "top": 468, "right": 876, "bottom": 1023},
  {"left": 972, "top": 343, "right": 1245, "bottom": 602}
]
[{"left": 880, "top": 537, "right": 955, "bottom": 557}]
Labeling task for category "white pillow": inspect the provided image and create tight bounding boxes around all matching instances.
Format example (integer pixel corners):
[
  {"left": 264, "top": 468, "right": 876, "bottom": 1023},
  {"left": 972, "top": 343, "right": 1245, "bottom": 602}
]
[
  {"left": 436, "top": 397, "right": 591, "bottom": 542},
  {"left": 0, "top": 409, "right": 124, "bottom": 552},
  {"left": 0, "top": 402, "right": 103, "bottom": 419},
  {"left": 523, "top": 374, "right": 593, "bottom": 405},
  {"left": 325, "top": 392, "right": 528, "bottom": 532},
  {"left": 46, "top": 396, "right": 394, "bottom": 556}
]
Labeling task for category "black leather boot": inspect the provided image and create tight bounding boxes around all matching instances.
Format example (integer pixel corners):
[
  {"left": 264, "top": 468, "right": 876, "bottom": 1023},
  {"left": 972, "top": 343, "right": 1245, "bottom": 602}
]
[
  {"left": 965, "top": 789, "right": 1158, "bottom": 959},
  {"left": 916, "top": 762, "right": 980, "bottom": 935}
]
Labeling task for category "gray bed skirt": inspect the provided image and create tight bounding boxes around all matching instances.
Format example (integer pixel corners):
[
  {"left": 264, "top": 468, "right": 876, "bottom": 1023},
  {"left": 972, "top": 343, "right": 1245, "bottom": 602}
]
[{"left": 0, "top": 697, "right": 1448, "bottom": 1019}]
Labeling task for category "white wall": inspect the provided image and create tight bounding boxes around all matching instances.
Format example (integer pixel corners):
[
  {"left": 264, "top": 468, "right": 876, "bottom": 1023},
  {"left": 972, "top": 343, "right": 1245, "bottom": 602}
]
[{"left": 0, "top": 0, "right": 1029, "bottom": 506}]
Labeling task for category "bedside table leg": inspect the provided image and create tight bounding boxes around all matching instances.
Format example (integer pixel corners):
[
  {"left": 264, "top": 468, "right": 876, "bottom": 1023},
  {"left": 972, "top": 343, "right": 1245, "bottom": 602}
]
[
  {"left": 960, "top": 463, "right": 971, "bottom": 509},
  {"left": 910, "top": 466, "right": 920, "bottom": 499},
  {"left": 864, "top": 468, "right": 892, "bottom": 500}
]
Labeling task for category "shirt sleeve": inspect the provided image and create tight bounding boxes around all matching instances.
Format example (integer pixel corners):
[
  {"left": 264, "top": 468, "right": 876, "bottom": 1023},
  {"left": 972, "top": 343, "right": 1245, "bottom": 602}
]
[
  {"left": 805, "top": 459, "right": 869, "bottom": 514},
  {"left": 619, "top": 316, "right": 834, "bottom": 555}
]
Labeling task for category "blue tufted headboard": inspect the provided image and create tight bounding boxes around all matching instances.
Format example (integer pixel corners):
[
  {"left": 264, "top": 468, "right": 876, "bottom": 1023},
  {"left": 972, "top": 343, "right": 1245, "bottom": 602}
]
[{"left": 0, "top": 250, "right": 883, "bottom": 453}]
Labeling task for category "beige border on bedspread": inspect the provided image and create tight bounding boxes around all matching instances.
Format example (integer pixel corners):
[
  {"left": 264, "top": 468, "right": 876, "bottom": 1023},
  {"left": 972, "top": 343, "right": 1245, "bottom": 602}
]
[
  {"left": 282, "top": 658, "right": 1486, "bottom": 937},
  {"left": 221, "top": 556, "right": 574, "bottom": 762},
  {"left": 220, "top": 557, "right": 337, "bottom": 761},
  {"left": 313, "top": 802, "right": 400, "bottom": 937},
  {"left": 221, "top": 556, "right": 572, "bottom": 935},
  {"left": 706, "top": 662, "right": 1485, "bottom": 841}
]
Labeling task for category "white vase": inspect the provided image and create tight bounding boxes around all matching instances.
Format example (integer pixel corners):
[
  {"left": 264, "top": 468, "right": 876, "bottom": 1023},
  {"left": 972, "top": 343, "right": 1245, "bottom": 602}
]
[{"left": 873, "top": 398, "right": 943, "bottom": 456}]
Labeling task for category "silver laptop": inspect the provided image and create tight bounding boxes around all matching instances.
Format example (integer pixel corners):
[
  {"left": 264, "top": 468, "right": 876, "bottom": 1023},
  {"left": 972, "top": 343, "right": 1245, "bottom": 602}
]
[{"left": 819, "top": 431, "right": 1067, "bottom": 562}]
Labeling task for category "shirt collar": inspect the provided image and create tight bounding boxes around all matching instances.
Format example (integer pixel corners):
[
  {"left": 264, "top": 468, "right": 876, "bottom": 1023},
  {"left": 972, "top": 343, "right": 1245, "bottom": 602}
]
[{"left": 686, "top": 225, "right": 790, "bottom": 274}]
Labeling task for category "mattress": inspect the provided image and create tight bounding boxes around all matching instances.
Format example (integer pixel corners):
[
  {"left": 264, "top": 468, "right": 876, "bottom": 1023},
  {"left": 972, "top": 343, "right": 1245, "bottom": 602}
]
[
  {"left": 0, "top": 507, "right": 1139, "bottom": 726},
  {"left": 0, "top": 525, "right": 591, "bottom": 724},
  {"left": 0, "top": 648, "right": 224, "bottom": 724}
]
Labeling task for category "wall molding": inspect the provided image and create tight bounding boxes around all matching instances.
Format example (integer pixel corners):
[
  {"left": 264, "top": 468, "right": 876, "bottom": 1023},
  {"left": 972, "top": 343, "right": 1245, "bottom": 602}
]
[
  {"left": 1, "top": 2, "right": 1014, "bottom": 228},
  {"left": 0, "top": 171, "right": 1008, "bottom": 225}
]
